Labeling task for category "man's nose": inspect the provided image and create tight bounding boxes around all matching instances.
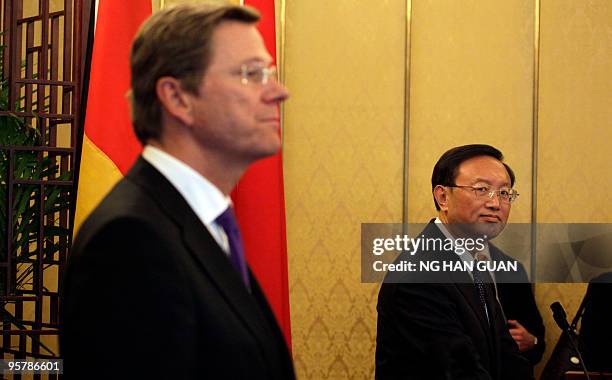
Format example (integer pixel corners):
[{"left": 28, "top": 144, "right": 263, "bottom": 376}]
[
  {"left": 263, "top": 80, "right": 289, "bottom": 104},
  {"left": 485, "top": 191, "right": 501, "bottom": 209}
]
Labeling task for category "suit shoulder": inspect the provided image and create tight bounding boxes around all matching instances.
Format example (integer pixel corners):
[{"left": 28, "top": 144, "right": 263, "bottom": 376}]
[
  {"left": 72, "top": 214, "right": 175, "bottom": 260},
  {"left": 73, "top": 182, "right": 180, "bottom": 261},
  {"left": 76, "top": 177, "right": 167, "bottom": 237}
]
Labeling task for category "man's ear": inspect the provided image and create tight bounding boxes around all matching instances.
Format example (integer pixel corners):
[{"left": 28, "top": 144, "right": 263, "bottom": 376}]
[
  {"left": 433, "top": 185, "right": 450, "bottom": 211},
  {"left": 156, "top": 76, "right": 194, "bottom": 126}
]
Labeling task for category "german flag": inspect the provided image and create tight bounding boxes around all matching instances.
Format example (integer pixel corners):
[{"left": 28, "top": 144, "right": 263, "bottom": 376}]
[{"left": 74, "top": 0, "right": 150, "bottom": 231}]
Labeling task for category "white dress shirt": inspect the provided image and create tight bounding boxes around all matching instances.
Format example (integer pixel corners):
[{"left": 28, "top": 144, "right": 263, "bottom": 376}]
[
  {"left": 434, "top": 217, "right": 495, "bottom": 279},
  {"left": 142, "top": 145, "right": 231, "bottom": 255}
]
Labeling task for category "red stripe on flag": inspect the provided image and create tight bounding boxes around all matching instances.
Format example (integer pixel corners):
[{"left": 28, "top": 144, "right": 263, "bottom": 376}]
[
  {"left": 243, "top": 0, "right": 277, "bottom": 58},
  {"left": 84, "top": 0, "right": 150, "bottom": 174},
  {"left": 234, "top": 0, "right": 293, "bottom": 347}
]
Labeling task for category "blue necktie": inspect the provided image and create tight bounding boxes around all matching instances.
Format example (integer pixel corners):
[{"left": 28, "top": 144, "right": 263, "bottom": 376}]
[{"left": 215, "top": 207, "right": 250, "bottom": 289}]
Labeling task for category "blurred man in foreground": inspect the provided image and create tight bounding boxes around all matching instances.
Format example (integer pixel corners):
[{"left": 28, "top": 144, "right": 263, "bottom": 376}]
[{"left": 61, "top": 4, "right": 294, "bottom": 379}]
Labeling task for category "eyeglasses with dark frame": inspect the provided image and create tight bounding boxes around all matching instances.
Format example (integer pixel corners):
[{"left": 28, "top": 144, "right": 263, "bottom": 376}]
[{"left": 447, "top": 184, "right": 519, "bottom": 204}]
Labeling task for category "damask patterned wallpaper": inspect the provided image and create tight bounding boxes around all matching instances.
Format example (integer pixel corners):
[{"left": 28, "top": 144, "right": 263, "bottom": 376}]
[
  {"left": 535, "top": 1, "right": 611, "bottom": 376},
  {"left": 282, "top": 0, "right": 611, "bottom": 379},
  {"left": 282, "top": 1, "right": 406, "bottom": 377}
]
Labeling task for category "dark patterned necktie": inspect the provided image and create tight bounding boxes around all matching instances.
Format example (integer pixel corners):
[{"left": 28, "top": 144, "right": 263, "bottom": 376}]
[
  {"left": 215, "top": 207, "right": 250, "bottom": 290},
  {"left": 472, "top": 267, "right": 490, "bottom": 324}
]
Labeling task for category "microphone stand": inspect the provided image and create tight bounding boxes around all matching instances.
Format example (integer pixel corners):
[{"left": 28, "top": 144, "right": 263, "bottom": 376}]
[
  {"left": 551, "top": 302, "right": 591, "bottom": 380},
  {"left": 565, "top": 325, "right": 591, "bottom": 380}
]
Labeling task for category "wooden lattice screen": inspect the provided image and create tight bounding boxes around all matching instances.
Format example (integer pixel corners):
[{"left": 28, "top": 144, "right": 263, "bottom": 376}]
[{"left": 0, "top": 0, "right": 88, "bottom": 375}]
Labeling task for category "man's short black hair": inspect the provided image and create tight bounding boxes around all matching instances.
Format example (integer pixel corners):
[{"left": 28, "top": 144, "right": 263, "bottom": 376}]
[{"left": 431, "top": 144, "right": 515, "bottom": 211}]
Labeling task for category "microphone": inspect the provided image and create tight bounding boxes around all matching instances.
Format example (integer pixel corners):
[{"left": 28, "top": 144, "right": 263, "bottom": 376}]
[
  {"left": 551, "top": 301, "right": 570, "bottom": 331},
  {"left": 549, "top": 302, "right": 591, "bottom": 380}
]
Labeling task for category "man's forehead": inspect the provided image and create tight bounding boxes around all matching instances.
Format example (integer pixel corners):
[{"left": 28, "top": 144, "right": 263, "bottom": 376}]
[
  {"left": 456, "top": 156, "right": 511, "bottom": 183},
  {"left": 470, "top": 176, "right": 511, "bottom": 186},
  {"left": 209, "top": 21, "right": 272, "bottom": 65}
]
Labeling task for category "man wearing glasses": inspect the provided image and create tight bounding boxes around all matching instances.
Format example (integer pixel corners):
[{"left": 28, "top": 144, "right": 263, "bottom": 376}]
[
  {"left": 376, "top": 144, "right": 533, "bottom": 379},
  {"left": 61, "top": 4, "right": 294, "bottom": 379}
]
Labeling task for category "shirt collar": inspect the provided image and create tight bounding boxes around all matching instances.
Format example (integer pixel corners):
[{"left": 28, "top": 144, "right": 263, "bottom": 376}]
[
  {"left": 142, "top": 145, "right": 231, "bottom": 224},
  {"left": 434, "top": 217, "right": 490, "bottom": 258}
]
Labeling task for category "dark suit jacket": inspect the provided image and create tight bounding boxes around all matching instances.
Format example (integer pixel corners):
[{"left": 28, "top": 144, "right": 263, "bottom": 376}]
[
  {"left": 375, "top": 221, "right": 530, "bottom": 380},
  {"left": 580, "top": 271, "right": 612, "bottom": 372},
  {"left": 61, "top": 158, "right": 295, "bottom": 380},
  {"left": 491, "top": 248, "right": 546, "bottom": 367}
]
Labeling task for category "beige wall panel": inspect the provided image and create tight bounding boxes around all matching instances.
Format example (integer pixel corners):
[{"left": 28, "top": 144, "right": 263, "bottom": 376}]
[
  {"left": 537, "top": 0, "right": 612, "bottom": 223},
  {"left": 282, "top": 0, "right": 405, "bottom": 378},
  {"left": 407, "top": 0, "right": 534, "bottom": 224},
  {"left": 535, "top": 0, "right": 612, "bottom": 376}
]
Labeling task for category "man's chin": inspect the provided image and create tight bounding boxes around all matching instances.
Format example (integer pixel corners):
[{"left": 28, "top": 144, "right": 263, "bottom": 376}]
[
  {"left": 472, "top": 222, "right": 505, "bottom": 240},
  {"left": 453, "top": 222, "right": 505, "bottom": 240},
  {"left": 248, "top": 141, "right": 281, "bottom": 161}
]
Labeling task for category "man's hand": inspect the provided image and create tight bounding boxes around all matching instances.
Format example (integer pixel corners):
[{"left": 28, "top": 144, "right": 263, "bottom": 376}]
[{"left": 507, "top": 319, "right": 537, "bottom": 352}]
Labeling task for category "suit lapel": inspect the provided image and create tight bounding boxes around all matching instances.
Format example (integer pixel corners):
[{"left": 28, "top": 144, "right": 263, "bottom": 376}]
[
  {"left": 423, "top": 221, "right": 502, "bottom": 375},
  {"left": 180, "top": 216, "right": 283, "bottom": 344},
  {"left": 126, "top": 158, "right": 284, "bottom": 360},
  {"left": 454, "top": 276, "right": 492, "bottom": 333},
  {"left": 423, "top": 222, "right": 494, "bottom": 337}
]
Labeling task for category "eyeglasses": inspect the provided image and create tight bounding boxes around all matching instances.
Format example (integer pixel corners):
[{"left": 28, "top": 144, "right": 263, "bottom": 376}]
[
  {"left": 447, "top": 184, "right": 519, "bottom": 204},
  {"left": 239, "top": 64, "right": 278, "bottom": 85}
]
